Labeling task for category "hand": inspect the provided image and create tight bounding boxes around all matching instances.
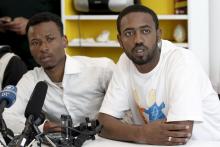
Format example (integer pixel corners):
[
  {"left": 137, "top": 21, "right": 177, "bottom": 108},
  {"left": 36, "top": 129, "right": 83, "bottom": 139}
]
[
  {"left": 0, "top": 16, "right": 12, "bottom": 32},
  {"left": 139, "top": 120, "right": 192, "bottom": 145},
  {"left": 43, "top": 120, "right": 61, "bottom": 133},
  {"left": 3, "top": 17, "right": 28, "bottom": 35}
]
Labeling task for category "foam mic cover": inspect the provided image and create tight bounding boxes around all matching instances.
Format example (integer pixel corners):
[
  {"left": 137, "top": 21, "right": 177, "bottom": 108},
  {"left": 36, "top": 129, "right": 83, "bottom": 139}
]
[
  {"left": 0, "top": 85, "right": 17, "bottom": 115},
  {"left": 24, "top": 81, "right": 48, "bottom": 121}
]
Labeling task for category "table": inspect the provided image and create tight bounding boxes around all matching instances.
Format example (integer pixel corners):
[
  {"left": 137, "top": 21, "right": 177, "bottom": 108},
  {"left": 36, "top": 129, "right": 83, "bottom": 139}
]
[
  {"left": 2, "top": 134, "right": 220, "bottom": 147},
  {"left": 83, "top": 136, "right": 220, "bottom": 147}
]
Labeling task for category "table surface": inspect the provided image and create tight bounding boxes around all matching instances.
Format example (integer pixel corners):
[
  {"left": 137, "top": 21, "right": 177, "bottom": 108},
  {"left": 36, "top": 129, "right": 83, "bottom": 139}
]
[
  {"left": 83, "top": 136, "right": 220, "bottom": 147},
  {"left": 1, "top": 134, "right": 220, "bottom": 147}
]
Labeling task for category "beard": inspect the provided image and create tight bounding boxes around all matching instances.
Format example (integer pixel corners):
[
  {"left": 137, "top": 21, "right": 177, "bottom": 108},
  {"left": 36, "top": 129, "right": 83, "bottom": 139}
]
[{"left": 124, "top": 41, "right": 159, "bottom": 65}]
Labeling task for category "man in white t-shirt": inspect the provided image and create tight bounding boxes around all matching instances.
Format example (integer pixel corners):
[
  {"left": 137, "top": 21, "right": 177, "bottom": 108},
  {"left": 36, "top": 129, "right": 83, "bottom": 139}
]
[
  {"left": 0, "top": 45, "right": 27, "bottom": 90},
  {"left": 3, "top": 12, "right": 115, "bottom": 135},
  {"left": 98, "top": 4, "right": 220, "bottom": 145}
]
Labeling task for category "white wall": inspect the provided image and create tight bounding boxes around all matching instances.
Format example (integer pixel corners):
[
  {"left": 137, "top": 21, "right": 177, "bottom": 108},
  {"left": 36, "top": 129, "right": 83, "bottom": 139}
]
[
  {"left": 188, "top": 0, "right": 209, "bottom": 74},
  {"left": 210, "top": 0, "right": 220, "bottom": 93}
]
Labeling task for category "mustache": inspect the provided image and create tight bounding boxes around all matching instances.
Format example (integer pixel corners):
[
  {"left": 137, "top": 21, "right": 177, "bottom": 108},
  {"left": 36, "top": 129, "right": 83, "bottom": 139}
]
[{"left": 132, "top": 44, "right": 148, "bottom": 51}]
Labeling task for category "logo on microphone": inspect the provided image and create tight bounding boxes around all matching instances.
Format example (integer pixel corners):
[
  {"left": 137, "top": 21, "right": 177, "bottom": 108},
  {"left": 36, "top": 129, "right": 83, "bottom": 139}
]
[
  {"left": 1, "top": 85, "right": 17, "bottom": 94},
  {"left": 0, "top": 85, "right": 17, "bottom": 108}
]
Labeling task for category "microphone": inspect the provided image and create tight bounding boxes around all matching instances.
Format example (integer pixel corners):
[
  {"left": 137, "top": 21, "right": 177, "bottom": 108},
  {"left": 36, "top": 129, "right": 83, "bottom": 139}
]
[
  {"left": 0, "top": 85, "right": 17, "bottom": 114},
  {"left": 16, "top": 81, "right": 48, "bottom": 147},
  {"left": 0, "top": 85, "right": 16, "bottom": 145},
  {"left": 24, "top": 81, "right": 48, "bottom": 121}
]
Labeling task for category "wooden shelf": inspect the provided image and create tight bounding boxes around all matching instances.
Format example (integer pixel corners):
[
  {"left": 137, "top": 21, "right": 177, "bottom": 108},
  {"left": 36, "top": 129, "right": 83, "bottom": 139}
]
[
  {"left": 64, "top": 14, "right": 188, "bottom": 21},
  {"left": 64, "top": 15, "right": 117, "bottom": 20},
  {"left": 66, "top": 14, "right": 188, "bottom": 49},
  {"left": 174, "top": 42, "right": 188, "bottom": 48},
  {"left": 158, "top": 15, "right": 188, "bottom": 20},
  {"left": 69, "top": 40, "right": 119, "bottom": 47},
  {"left": 69, "top": 40, "right": 188, "bottom": 48}
]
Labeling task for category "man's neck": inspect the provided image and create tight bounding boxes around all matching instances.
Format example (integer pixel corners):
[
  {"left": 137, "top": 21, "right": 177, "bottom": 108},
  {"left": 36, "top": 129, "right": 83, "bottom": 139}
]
[{"left": 45, "top": 58, "right": 66, "bottom": 83}]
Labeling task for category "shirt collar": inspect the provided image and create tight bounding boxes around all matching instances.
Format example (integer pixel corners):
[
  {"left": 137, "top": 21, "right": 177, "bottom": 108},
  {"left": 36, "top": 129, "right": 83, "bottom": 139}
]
[{"left": 64, "top": 55, "right": 81, "bottom": 74}]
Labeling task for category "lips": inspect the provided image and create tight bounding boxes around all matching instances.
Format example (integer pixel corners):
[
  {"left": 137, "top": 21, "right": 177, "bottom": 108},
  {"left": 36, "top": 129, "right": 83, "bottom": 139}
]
[
  {"left": 40, "top": 55, "right": 51, "bottom": 63},
  {"left": 133, "top": 46, "right": 146, "bottom": 57},
  {"left": 135, "top": 48, "right": 144, "bottom": 53}
]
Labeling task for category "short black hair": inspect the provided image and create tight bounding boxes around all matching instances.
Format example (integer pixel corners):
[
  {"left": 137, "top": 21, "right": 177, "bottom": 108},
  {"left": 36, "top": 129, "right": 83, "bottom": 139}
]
[
  {"left": 117, "top": 4, "right": 159, "bottom": 34},
  {"left": 26, "top": 12, "right": 63, "bottom": 35}
]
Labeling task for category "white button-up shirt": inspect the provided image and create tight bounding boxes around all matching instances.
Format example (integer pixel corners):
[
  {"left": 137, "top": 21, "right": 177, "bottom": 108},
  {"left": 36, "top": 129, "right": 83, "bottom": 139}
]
[{"left": 3, "top": 55, "right": 115, "bottom": 133}]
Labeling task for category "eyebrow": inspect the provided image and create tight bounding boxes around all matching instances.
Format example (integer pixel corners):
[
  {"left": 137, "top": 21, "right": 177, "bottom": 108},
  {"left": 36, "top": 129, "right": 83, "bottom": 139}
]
[
  {"left": 45, "top": 33, "right": 54, "bottom": 37},
  {"left": 30, "top": 32, "right": 54, "bottom": 40},
  {"left": 122, "top": 25, "right": 151, "bottom": 33},
  {"left": 30, "top": 38, "right": 40, "bottom": 42}
]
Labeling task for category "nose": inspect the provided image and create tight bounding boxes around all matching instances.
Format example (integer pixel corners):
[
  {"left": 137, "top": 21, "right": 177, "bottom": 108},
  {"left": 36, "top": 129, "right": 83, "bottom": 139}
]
[
  {"left": 40, "top": 41, "right": 49, "bottom": 52},
  {"left": 134, "top": 31, "right": 143, "bottom": 45}
]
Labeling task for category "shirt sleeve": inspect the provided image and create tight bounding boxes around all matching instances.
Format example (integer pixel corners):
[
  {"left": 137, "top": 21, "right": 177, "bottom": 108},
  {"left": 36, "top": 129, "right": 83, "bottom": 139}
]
[
  {"left": 99, "top": 54, "right": 131, "bottom": 118},
  {"left": 100, "top": 58, "right": 116, "bottom": 92},
  {"left": 2, "top": 56, "right": 27, "bottom": 88},
  {"left": 166, "top": 51, "right": 206, "bottom": 122}
]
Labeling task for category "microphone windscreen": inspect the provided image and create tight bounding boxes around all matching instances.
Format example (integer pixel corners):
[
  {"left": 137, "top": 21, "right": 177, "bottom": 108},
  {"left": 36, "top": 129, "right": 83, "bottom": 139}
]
[
  {"left": 0, "top": 85, "right": 17, "bottom": 108},
  {"left": 24, "top": 81, "right": 48, "bottom": 120}
]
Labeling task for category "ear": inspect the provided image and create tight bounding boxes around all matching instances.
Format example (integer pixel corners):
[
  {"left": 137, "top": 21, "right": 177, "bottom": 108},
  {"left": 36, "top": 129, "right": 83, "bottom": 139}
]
[
  {"left": 117, "top": 34, "right": 123, "bottom": 48},
  {"left": 62, "top": 35, "right": 68, "bottom": 48},
  {"left": 156, "top": 28, "right": 162, "bottom": 40}
]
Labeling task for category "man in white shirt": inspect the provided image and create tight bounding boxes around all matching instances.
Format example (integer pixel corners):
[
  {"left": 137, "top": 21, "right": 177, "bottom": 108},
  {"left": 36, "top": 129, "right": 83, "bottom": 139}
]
[
  {"left": 3, "top": 12, "right": 115, "bottom": 134},
  {"left": 98, "top": 4, "right": 220, "bottom": 145}
]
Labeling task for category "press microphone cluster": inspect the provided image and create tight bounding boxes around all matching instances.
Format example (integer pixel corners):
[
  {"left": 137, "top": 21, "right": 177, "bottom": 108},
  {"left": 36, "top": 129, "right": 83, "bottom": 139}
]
[
  {"left": 8, "top": 81, "right": 48, "bottom": 147},
  {"left": 3, "top": 81, "right": 102, "bottom": 147},
  {"left": 18, "top": 81, "right": 48, "bottom": 146}
]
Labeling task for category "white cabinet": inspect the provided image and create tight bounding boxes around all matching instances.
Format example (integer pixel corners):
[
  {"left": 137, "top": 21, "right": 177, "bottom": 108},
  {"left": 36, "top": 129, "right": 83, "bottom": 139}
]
[
  {"left": 61, "top": 0, "right": 209, "bottom": 74},
  {"left": 62, "top": 14, "right": 188, "bottom": 48}
]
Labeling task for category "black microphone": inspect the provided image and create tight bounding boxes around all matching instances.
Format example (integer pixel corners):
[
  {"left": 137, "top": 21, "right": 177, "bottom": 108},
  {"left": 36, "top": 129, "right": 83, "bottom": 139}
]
[
  {"left": 24, "top": 81, "right": 48, "bottom": 121},
  {"left": 16, "top": 81, "right": 48, "bottom": 147}
]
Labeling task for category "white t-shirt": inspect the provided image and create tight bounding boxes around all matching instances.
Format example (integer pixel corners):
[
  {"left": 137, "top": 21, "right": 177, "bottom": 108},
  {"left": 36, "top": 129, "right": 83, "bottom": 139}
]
[
  {"left": 4, "top": 55, "right": 115, "bottom": 134},
  {"left": 0, "top": 52, "right": 16, "bottom": 90},
  {"left": 100, "top": 40, "right": 220, "bottom": 140}
]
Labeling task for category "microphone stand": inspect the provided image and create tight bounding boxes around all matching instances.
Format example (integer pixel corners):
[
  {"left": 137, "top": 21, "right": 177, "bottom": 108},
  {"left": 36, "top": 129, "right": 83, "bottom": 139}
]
[
  {"left": 8, "top": 115, "right": 56, "bottom": 147},
  {"left": 15, "top": 115, "right": 35, "bottom": 147},
  {"left": 27, "top": 123, "right": 56, "bottom": 147},
  {"left": 0, "top": 114, "right": 14, "bottom": 146}
]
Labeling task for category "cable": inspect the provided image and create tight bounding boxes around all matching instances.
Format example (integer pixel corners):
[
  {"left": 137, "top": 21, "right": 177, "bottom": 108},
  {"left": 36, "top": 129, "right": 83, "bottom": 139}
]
[{"left": 0, "top": 139, "right": 6, "bottom": 147}]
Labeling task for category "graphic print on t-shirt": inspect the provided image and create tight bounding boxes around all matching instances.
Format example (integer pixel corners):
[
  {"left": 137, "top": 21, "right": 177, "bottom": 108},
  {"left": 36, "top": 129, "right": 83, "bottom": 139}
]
[{"left": 134, "top": 89, "right": 166, "bottom": 123}]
